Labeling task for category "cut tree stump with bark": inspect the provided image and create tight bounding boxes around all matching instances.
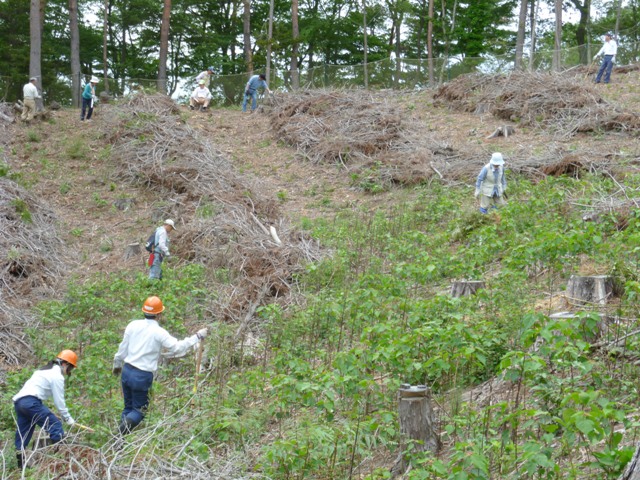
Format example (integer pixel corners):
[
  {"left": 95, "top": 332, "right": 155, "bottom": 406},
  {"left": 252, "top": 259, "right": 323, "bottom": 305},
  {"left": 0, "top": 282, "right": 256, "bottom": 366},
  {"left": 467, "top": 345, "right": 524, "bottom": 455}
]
[
  {"left": 124, "top": 242, "right": 141, "bottom": 261},
  {"left": 391, "top": 384, "right": 440, "bottom": 477},
  {"left": 619, "top": 444, "right": 640, "bottom": 480},
  {"left": 566, "top": 275, "right": 614, "bottom": 306},
  {"left": 549, "top": 311, "right": 608, "bottom": 342},
  {"left": 451, "top": 281, "right": 485, "bottom": 298}
]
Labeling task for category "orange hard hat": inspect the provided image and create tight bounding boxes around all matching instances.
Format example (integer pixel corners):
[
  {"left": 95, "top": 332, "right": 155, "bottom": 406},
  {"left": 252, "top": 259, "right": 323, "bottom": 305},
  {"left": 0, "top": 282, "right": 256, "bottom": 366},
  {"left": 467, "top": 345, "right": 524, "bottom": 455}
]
[
  {"left": 57, "top": 350, "right": 78, "bottom": 367},
  {"left": 142, "top": 296, "right": 165, "bottom": 315}
]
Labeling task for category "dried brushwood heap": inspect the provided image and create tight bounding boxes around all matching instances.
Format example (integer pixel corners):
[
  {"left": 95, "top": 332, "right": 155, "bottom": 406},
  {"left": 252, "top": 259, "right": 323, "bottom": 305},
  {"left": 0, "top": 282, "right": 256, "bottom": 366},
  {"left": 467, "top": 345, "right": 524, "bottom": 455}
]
[
  {"left": 270, "top": 89, "right": 459, "bottom": 188},
  {"left": 434, "top": 71, "right": 640, "bottom": 136},
  {"left": 99, "top": 93, "right": 322, "bottom": 328},
  {"left": 0, "top": 174, "right": 63, "bottom": 372}
]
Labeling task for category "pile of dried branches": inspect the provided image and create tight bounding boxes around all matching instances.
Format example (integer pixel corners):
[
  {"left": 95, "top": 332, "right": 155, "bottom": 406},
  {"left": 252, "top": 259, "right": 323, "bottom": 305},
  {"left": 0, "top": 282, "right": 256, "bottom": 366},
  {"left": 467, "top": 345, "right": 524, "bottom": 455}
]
[
  {"left": 98, "top": 94, "right": 322, "bottom": 329},
  {"left": 434, "top": 71, "right": 640, "bottom": 136},
  {"left": 0, "top": 178, "right": 66, "bottom": 299}
]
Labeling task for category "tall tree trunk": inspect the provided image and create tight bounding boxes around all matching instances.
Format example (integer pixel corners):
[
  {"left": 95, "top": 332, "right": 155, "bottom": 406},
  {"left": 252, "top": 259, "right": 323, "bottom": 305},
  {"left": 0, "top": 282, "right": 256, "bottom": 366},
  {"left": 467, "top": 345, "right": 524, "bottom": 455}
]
[
  {"left": 552, "top": 0, "right": 562, "bottom": 71},
  {"left": 394, "top": 16, "right": 401, "bottom": 88},
  {"left": 29, "top": 0, "right": 43, "bottom": 110},
  {"left": 291, "top": 0, "right": 299, "bottom": 89},
  {"left": 157, "top": 0, "right": 171, "bottom": 94},
  {"left": 438, "top": 0, "right": 457, "bottom": 84},
  {"left": 243, "top": 0, "right": 253, "bottom": 73},
  {"left": 363, "top": 0, "right": 368, "bottom": 88},
  {"left": 427, "top": 0, "right": 434, "bottom": 85},
  {"left": 614, "top": 0, "right": 622, "bottom": 38},
  {"left": 515, "top": 0, "right": 527, "bottom": 69},
  {"left": 569, "top": 0, "right": 591, "bottom": 64},
  {"left": 69, "top": 0, "right": 81, "bottom": 107},
  {"left": 103, "top": 0, "right": 110, "bottom": 92},
  {"left": 266, "top": 0, "right": 274, "bottom": 84},
  {"left": 528, "top": 0, "right": 538, "bottom": 70}
]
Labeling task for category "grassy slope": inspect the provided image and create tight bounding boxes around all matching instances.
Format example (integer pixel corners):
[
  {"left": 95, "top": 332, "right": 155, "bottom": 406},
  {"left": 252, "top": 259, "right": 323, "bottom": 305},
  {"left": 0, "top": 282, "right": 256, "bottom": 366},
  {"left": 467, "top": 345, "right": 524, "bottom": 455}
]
[{"left": 1, "top": 72, "right": 640, "bottom": 478}]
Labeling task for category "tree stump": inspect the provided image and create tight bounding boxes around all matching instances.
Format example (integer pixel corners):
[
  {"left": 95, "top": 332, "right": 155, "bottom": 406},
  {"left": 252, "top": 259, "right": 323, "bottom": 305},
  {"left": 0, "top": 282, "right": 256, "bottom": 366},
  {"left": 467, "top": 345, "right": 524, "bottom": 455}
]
[
  {"left": 124, "top": 242, "right": 141, "bottom": 261},
  {"left": 549, "top": 311, "right": 607, "bottom": 342},
  {"left": 566, "top": 275, "right": 613, "bottom": 306},
  {"left": 619, "top": 444, "right": 640, "bottom": 480},
  {"left": 486, "top": 125, "right": 516, "bottom": 139},
  {"left": 391, "top": 384, "right": 440, "bottom": 477},
  {"left": 451, "top": 281, "right": 485, "bottom": 298}
]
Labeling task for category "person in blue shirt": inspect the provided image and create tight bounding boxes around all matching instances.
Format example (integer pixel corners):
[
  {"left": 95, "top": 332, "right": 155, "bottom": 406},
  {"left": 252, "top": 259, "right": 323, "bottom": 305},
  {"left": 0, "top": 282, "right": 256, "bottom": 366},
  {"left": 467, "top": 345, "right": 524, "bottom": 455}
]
[
  {"left": 242, "top": 73, "right": 271, "bottom": 112},
  {"left": 475, "top": 152, "right": 507, "bottom": 214},
  {"left": 81, "top": 76, "right": 99, "bottom": 121}
]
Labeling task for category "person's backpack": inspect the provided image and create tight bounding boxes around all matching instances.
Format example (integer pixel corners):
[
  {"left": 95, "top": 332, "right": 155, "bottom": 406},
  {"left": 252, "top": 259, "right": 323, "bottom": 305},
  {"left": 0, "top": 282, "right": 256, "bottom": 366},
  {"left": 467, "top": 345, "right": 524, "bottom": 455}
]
[{"left": 144, "top": 230, "right": 156, "bottom": 253}]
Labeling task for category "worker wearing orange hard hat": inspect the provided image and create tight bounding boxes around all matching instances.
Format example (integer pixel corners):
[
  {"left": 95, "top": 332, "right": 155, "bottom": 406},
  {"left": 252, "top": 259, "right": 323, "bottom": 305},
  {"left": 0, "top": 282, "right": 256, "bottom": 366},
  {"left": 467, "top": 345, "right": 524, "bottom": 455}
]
[
  {"left": 112, "top": 296, "right": 207, "bottom": 436},
  {"left": 13, "top": 350, "right": 78, "bottom": 469}
]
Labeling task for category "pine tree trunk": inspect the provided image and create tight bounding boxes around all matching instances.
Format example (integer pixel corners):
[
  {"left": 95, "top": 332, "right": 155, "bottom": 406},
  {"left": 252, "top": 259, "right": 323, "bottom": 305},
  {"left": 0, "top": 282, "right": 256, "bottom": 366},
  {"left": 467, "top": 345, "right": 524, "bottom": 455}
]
[
  {"left": 69, "top": 0, "right": 81, "bottom": 108},
  {"left": 553, "top": 0, "right": 562, "bottom": 71},
  {"left": 102, "top": 0, "right": 110, "bottom": 92},
  {"left": 290, "top": 0, "right": 300, "bottom": 89},
  {"left": 157, "top": 0, "right": 171, "bottom": 94},
  {"left": 29, "top": 0, "right": 43, "bottom": 110},
  {"left": 243, "top": 0, "right": 253, "bottom": 74},
  {"left": 515, "top": 0, "right": 527, "bottom": 69},
  {"left": 265, "top": 0, "right": 274, "bottom": 85}
]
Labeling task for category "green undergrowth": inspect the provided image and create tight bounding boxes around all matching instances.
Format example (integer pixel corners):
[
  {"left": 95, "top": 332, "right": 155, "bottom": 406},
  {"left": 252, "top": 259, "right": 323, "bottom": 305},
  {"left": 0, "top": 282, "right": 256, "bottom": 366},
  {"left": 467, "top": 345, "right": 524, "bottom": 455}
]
[{"left": 4, "top": 173, "right": 640, "bottom": 478}]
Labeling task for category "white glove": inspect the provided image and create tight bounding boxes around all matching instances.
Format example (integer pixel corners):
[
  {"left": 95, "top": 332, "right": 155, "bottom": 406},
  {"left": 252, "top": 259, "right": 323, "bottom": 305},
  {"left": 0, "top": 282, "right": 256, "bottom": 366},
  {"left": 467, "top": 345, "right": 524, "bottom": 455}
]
[
  {"left": 65, "top": 417, "right": 75, "bottom": 426},
  {"left": 611, "top": 56, "right": 616, "bottom": 64},
  {"left": 197, "top": 328, "right": 208, "bottom": 340},
  {"left": 474, "top": 189, "right": 480, "bottom": 199}
]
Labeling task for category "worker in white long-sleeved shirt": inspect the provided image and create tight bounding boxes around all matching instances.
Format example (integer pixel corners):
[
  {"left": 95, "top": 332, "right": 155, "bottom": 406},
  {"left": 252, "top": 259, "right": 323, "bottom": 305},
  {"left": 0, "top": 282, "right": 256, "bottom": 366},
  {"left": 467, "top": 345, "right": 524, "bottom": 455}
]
[
  {"left": 22, "top": 77, "right": 41, "bottom": 122},
  {"left": 13, "top": 350, "right": 78, "bottom": 469},
  {"left": 593, "top": 33, "right": 618, "bottom": 84},
  {"left": 148, "top": 219, "right": 175, "bottom": 280},
  {"left": 112, "top": 296, "right": 207, "bottom": 435},
  {"left": 189, "top": 79, "right": 212, "bottom": 111}
]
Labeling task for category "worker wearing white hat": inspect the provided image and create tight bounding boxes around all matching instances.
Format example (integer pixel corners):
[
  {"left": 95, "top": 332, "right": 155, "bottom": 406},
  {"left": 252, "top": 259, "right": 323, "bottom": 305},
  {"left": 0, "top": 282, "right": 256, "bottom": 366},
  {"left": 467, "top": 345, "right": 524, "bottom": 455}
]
[
  {"left": 21, "top": 77, "right": 41, "bottom": 123},
  {"left": 81, "top": 76, "right": 99, "bottom": 121},
  {"left": 149, "top": 219, "right": 177, "bottom": 280},
  {"left": 475, "top": 152, "right": 507, "bottom": 213}
]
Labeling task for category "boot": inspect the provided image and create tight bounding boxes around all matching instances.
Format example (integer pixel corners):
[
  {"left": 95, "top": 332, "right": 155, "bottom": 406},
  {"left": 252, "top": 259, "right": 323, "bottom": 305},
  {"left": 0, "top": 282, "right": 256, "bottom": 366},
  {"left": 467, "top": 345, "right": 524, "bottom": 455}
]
[
  {"left": 16, "top": 451, "right": 24, "bottom": 469},
  {"left": 118, "top": 417, "right": 136, "bottom": 436}
]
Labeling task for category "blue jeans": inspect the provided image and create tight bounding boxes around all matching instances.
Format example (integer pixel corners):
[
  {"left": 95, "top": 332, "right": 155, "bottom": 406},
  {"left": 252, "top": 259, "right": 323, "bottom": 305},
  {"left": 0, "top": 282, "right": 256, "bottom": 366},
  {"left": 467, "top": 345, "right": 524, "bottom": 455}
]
[
  {"left": 149, "top": 253, "right": 163, "bottom": 280},
  {"left": 596, "top": 55, "right": 614, "bottom": 83},
  {"left": 242, "top": 90, "right": 258, "bottom": 111},
  {"left": 81, "top": 97, "right": 93, "bottom": 120},
  {"left": 14, "top": 396, "right": 64, "bottom": 451},
  {"left": 120, "top": 363, "right": 154, "bottom": 432}
]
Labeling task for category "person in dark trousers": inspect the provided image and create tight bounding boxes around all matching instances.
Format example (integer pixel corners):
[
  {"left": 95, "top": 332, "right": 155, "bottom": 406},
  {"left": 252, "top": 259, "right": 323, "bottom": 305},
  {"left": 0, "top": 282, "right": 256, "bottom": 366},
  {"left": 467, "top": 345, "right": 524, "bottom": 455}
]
[
  {"left": 148, "top": 219, "right": 176, "bottom": 280},
  {"left": 13, "top": 350, "right": 78, "bottom": 469},
  {"left": 242, "top": 73, "right": 271, "bottom": 112},
  {"left": 112, "top": 296, "right": 207, "bottom": 436},
  {"left": 475, "top": 152, "right": 507, "bottom": 214},
  {"left": 594, "top": 33, "right": 618, "bottom": 84},
  {"left": 81, "top": 76, "right": 99, "bottom": 121}
]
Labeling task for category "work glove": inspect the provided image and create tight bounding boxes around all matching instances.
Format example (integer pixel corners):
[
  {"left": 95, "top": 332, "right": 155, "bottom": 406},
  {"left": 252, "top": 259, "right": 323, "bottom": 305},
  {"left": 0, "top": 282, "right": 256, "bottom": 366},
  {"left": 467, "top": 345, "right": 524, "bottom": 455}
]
[
  {"left": 65, "top": 417, "right": 75, "bottom": 426},
  {"left": 474, "top": 189, "right": 480, "bottom": 199},
  {"left": 112, "top": 367, "right": 122, "bottom": 377},
  {"left": 612, "top": 56, "right": 616, "bottom": 64},
  {"left": 197, "top": 328, "right": 208, "bottom": 340}
]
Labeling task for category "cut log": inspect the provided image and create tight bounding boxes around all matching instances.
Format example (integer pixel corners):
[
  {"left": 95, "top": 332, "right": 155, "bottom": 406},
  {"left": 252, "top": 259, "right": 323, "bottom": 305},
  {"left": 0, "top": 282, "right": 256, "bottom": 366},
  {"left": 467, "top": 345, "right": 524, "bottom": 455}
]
[
  {"left": 451, "top": 280, "right": 485, "bottom": 298},
  {"left": 619, "top": 444, "right": 640, "bottom": 480},
  {"left": 566, "top": 275, "right": 614, "bottom": 306},
  {"left": 391, "top": 384, "right": 440, "bottom": 477},
  {"left": 486, "top": 125, "right": 516, "bottom": 139},
  {"left": 124, "top": 242, "right": 142, "bottom": 261},
  {"left": 0, "top": 110, "right": 14, "bottom": 123}
]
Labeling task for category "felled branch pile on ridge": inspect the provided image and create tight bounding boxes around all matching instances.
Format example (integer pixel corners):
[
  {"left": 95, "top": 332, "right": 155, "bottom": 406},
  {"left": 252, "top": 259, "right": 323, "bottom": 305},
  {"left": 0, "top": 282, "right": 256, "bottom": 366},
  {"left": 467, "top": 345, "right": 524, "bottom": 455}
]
[
  {"left": 0, "top": 177, "right": 66, "bottom": 299},
  {"left": 98, "top": 94, "right": 322, "bottom": 327},
  {"left": 434, "top": 71, "right": 640, "bottom": 137}
]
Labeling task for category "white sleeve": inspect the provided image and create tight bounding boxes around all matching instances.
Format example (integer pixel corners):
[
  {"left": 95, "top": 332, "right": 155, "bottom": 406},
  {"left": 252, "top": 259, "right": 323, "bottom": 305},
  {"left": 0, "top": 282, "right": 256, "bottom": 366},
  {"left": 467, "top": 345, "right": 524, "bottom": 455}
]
[
  {"left": 156, "top": 229, "right": 169, "bottom": 255},
  {"left": 159, "top": 330, "right": 199, "bottom": 359},
  {"left": 113, "top": 326, "right": 130, "bottom": 369},
  {"left": 51, "top": 376, "right": 72, "bottom": 422}
]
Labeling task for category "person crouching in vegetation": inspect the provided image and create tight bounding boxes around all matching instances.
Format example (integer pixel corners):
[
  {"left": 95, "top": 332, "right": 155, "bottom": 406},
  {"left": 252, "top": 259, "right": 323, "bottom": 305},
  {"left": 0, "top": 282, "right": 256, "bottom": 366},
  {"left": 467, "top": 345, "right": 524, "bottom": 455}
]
[
  {"left": 112, "top": 296, "right": 207, "bottom": 436},
  {"left": 474, "top": 152, "right": 507, "bottom": 214},
  {"left": 13, "top": 350, "right": 78, "bottom": 469},
  {"left": 81, "top": 76, "right": 99, "bottom": 121}
]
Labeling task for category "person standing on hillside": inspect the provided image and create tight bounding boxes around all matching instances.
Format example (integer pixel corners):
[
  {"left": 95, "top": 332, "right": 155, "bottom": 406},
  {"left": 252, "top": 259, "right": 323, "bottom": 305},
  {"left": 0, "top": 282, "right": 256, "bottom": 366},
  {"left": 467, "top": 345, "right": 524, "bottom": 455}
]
[
  {"left": 242, "top": 73, "right": 271, "bottom": 112},
  {"left": 112, "top": 296, "right": 207, "bottom": 436},
  {"left": 189, "top": 80, "right": 212, "bottom": 111},
  {"left": 13, "top": 350, "right": 78, "bottom": 469},
  {"left": 195, "top": 66, "right": 214, "bottom": 88},
  {"left": 81, "top": 76, "right": 99, "bottom": 121},
  {"left": 475, "top": 152, "right": 507, "bottom": 214},
  {"left": 594, "top": 33, "right": 618, "bottom": 84},
  {"left": 149, "top": 219, "right": 176, "bottom": 280},
  {"left": 21, "top": 77, "right": 41, "bottom": 123}
]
